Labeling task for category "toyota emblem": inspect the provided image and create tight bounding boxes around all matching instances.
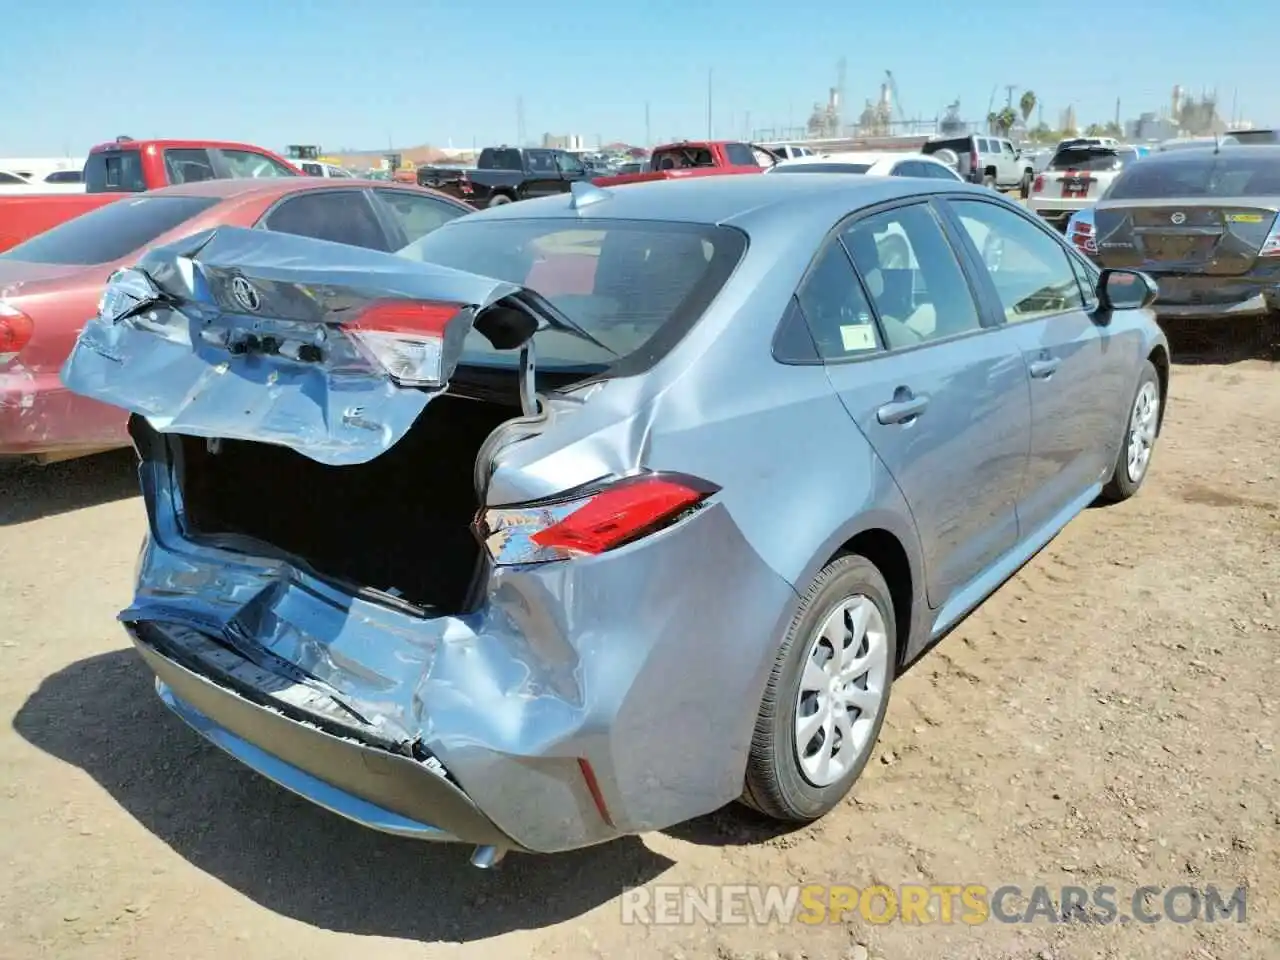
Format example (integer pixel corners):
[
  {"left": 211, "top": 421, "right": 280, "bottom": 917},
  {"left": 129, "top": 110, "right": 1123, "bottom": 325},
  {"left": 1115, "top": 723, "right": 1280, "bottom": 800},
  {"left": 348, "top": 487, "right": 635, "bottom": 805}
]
[
  {"left": 230, "top": 276, "right": 261, "bottom": 313},
  {"left": 1170, "top": 212, "right": 1187, "bottom": 225}
]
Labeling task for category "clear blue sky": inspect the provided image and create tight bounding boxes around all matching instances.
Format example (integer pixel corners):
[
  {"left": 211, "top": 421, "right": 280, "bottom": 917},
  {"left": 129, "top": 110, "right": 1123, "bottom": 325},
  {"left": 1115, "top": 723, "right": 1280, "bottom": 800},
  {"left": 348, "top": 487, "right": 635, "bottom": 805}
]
[{"left": 7, "top": 0, "right": 1273, "bottom": 155}]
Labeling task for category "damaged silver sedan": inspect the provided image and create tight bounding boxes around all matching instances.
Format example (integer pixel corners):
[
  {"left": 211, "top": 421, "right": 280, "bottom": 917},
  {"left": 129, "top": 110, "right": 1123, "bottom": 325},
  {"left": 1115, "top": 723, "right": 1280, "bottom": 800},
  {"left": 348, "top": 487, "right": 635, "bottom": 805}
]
[{"left": 62, "top": 175, "right": 1168, "bottom": 865}]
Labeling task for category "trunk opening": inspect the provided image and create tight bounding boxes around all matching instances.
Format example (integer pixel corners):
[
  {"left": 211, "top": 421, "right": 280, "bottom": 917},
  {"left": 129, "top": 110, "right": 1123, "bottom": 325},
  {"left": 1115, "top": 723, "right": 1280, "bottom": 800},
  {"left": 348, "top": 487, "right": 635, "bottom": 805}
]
[{"left": 174, "top": 393, "right": 520, "bottom": 614}]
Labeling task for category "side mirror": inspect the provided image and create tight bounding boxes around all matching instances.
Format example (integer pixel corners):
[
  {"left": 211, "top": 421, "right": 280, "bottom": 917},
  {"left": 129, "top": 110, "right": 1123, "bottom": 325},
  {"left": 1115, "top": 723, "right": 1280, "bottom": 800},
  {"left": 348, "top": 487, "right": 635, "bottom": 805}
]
[{"left": 1097, "top": 268, "right": 1158, "bottom": 314}]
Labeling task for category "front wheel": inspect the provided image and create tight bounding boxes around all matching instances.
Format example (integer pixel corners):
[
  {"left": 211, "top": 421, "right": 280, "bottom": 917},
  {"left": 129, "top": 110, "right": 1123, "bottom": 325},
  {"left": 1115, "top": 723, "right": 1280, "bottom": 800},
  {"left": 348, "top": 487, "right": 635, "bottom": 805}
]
[
  {"left": 741, "top": 554, "right": 897, "bottom": 822},
  {"left": 1019, "top": 170, "right": 1033, "bottom": 199},
  {"left": 982, "top": 173, "right": 997, "bottom": 191},
  {"left": 1101, "top": 360, "right": 1161, "bottom": 502},
  {"left": 487, "top": 193, "right": 513, "bottom": 208}
]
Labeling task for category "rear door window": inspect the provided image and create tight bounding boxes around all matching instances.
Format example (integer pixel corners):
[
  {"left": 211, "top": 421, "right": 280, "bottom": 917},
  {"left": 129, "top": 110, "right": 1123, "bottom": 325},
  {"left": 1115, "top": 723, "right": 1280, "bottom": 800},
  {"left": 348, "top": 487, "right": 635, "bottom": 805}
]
[
  {"left": 84, "top": 149, "right": 146, "bottom": 192},
  {"left": 219, "top": 149, "right": 297, "bottom": 179},
  {"left": 0, "top": 171, "right": 26, "bottom": 184},
  {"left": 262, "top": 189, "right": 390, "bottom": 251},
  {"left": 374, "top": 188, "right": 466, "bottom": 245},
  {"left": 44, "top": 170, "right": 83, "bottom": 184},
  {"left": 0, "top": 196, "right": 219, "bottom": 265},
  {"left": 842, "top": 203, "right": 983, "bottom": 349},
  {"left": 794, "top": 241, "right": 881, "bottom": 359},
  {"left": 164, "top": 149, "right": 217, "bottom": 185}
]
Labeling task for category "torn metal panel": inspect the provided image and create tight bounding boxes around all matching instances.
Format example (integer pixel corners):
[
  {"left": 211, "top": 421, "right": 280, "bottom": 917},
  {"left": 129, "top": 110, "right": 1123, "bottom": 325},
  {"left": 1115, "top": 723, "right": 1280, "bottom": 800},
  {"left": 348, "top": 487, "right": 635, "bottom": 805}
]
[{"left": 60, "top": 226, "right": 539, "bottom": 466}]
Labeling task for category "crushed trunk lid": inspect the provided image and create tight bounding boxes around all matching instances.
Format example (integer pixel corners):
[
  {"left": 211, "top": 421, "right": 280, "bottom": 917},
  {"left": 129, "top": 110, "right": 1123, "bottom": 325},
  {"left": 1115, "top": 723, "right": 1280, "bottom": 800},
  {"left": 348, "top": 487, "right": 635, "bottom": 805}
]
[{"left": 60, "top": 226, "right": 570, "bottom": 465}]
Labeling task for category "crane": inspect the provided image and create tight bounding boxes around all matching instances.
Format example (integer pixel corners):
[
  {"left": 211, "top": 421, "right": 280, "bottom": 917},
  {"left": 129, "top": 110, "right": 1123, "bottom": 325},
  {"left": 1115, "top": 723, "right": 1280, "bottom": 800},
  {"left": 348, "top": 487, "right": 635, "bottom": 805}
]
[{"left": 885, "top": 70, "right": 906, "bottom": 126}]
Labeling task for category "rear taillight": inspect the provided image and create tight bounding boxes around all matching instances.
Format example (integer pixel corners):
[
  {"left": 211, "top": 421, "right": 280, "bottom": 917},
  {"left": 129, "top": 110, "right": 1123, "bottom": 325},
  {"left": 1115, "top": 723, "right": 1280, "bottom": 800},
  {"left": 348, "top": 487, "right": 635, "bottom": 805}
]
[
  {"left": 1069, "top": 220, "right": 1097, "bottom": 256},
  {"left": 1259, "top": 220, "right": 1280, "bottom": 258},
  {"left": 339, "top": 300, "right": 466, "bottom": 387},
  {"left": 1032, "top": 175, "right": 1045, "bottom": 193},
  {"left": 480, "top": 472, "right": 719, "bottom": 564},
  {"left": 969, "top": 149, "right": 978, "bottom": 177},
  {"left": 458, "top": 172, "right": 473, "bottom": 195},
  {"left": 0, "top": 301, "right": 34, "bottom": 364}
]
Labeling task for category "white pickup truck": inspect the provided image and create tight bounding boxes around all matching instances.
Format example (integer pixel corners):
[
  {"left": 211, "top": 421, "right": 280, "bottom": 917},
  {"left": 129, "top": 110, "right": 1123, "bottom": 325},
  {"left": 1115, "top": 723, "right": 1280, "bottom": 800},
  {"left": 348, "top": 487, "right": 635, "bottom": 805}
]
[{"left": 1026, "top": 141, "right": 1146, "bottom": 230}]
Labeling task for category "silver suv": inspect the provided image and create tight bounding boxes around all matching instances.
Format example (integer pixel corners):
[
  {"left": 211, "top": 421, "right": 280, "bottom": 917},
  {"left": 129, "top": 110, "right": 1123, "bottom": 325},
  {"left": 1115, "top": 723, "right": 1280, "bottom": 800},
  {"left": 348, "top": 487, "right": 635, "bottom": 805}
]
[{"left": 922, "top": 134, "right": 1035, "bottom": 196}]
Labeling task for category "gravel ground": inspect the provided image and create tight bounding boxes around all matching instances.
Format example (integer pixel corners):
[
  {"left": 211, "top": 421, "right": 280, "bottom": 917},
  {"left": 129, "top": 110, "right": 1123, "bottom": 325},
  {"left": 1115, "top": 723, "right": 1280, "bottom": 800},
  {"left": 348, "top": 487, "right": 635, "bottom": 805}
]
[{"left": 0, "top": 359, "right": 1276, "bottom": 960}]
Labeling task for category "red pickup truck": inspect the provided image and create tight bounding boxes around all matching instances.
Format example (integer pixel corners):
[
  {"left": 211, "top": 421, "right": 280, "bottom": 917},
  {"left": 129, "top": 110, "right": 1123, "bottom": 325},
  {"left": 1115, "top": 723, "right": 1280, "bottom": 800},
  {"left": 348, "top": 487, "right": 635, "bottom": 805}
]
[
  {"left": 593, "top": 140, "right": 776, "bottom": 187},
  {"left": 0, "top": 138, "right": 301, "bottom": 253}
]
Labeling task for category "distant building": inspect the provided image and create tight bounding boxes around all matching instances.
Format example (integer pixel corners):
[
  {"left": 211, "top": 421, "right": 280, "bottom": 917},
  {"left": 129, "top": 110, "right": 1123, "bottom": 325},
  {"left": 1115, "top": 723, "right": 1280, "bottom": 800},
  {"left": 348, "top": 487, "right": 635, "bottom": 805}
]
[
  {"left": 1125, "top": 112, "right": 1178, "bottom": 142},
  {"left": 542, "top": 133, "right": 585, "bottom": 151}
]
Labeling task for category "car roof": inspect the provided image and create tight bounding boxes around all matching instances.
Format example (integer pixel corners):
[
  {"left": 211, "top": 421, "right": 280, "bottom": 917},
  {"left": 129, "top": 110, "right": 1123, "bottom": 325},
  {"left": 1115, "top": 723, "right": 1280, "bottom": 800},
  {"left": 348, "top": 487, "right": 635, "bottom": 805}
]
[
  {"left": 1137, "top": 143, "right": 1280, "bottom": 164},
  {"left": 463, "top": 173, "right": 992, "bottom": 229},
  {"left": 144, "top": 177, "right": 462, "bottom": 203},
  {"left": 776, "top": 151, "right": 927, "bottom": 167}
]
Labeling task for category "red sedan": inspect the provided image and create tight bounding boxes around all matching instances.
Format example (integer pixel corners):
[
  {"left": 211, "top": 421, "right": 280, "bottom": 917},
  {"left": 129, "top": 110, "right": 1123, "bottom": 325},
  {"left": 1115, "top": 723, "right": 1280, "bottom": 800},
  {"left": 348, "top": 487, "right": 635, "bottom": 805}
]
[{"left": 0, "top": 178, "right": 471, "bottom": 462}]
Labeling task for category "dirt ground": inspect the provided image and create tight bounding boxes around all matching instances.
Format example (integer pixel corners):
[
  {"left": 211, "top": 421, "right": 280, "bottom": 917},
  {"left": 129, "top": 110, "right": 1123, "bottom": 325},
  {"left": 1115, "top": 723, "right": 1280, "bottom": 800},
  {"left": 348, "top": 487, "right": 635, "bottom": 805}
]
[{"left": 0, "top": 358, "right": 1276, "bottom": 960}]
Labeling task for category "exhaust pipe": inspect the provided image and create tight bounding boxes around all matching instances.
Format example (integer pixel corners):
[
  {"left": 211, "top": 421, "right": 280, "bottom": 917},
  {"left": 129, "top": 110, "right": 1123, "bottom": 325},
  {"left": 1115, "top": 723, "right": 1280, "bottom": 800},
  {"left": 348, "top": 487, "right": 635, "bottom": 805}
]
[{"left": 470, "top": 845, "right": 506, "bottom": 869}]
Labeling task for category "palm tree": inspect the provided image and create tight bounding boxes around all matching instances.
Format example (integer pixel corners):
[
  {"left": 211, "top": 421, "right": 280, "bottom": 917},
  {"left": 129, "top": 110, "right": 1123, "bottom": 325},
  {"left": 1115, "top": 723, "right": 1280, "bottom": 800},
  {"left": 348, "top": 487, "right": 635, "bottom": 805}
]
[{"left": 1019, "top": 90, "right": 1037, "bottom": 124}]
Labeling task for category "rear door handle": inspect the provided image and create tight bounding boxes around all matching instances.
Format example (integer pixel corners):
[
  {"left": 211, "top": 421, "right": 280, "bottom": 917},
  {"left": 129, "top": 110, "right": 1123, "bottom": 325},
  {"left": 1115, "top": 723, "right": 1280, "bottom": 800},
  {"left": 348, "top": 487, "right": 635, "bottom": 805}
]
[
  {"left": 877, "top": 392, "right": 930, "bottom": 425},
  {"left": 1028, "top": 358, "right": 1061, "bottom": 379}
]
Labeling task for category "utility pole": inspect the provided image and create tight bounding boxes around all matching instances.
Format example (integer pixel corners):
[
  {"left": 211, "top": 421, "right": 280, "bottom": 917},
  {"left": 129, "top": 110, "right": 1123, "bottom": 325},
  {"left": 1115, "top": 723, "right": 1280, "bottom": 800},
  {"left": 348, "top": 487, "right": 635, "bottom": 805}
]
[
  {"left": 1005, "top": 84, "right": 1017, "bottom": 109},
  {"left": 707, "top": 68, "right": 713, "bottom": 139},
  {"left": 516, "top": 97, "right": 526, "bottom": 146},
  {"left": 1114, "top": 97, "right": 1121, "bottom": 132}
]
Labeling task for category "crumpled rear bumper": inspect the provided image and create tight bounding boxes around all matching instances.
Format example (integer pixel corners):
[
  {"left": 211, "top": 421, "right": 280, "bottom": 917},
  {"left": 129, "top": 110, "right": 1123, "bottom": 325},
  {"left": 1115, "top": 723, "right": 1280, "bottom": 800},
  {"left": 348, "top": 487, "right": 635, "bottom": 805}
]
[
  {"left": 124, "top": 431, "right": 800, "bottom": 854},
  {"left": 133, "top": 620, "right": 517, "bottom": 848}
]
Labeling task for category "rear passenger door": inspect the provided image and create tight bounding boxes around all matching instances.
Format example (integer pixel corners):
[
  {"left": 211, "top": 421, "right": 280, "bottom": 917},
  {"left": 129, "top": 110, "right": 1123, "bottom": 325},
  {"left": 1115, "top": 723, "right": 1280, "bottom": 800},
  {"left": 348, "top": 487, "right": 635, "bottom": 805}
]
[
  {"left": 802, "top": 199, "right": 1032, "bottom": 615},
  {"left": 163, "top": 148, "right": 217, "bottom": 185},
  {"left": 941, "top": 197, "right": 1132, "bottom": 535},
  {"left": 522, "top": 150, "right": 563, "bottom": 198}
]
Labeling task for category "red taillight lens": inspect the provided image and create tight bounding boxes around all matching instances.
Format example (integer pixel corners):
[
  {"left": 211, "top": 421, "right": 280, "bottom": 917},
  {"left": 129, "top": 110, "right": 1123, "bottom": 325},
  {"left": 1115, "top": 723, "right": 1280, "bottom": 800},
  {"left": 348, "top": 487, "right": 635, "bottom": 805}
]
[
  {"left": 481, "top": 473, "right": 718, "bottom": 564},
  {"left": 458, "top": 172, "right": 473, "bottom": 195},
  {"left": 1032, "top": 175, "right": 1044, "bottom": 192},
  {"left": 0, "top": 301, "right": 34, "bottom": 364},
  {"left": 339, "top": 299, "right": 464, "bottom": 387}
]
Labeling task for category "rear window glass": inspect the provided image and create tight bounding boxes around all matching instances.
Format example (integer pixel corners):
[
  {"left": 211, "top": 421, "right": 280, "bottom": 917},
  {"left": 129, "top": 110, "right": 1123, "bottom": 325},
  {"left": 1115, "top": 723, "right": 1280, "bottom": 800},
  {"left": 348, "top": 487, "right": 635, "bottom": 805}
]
[
  {"left": 0, "top": 196, "right": 218, "bottom": 265},
  {"left": 773, "top": 162, "right": 872, "bottom": 174},
  {"left": 84, "top": 149, "right": 146, "bottom": 192},
  {"left": 395, "top": 219, "right": 747, "bottom": 371},
  {"left": 1108, "top": 153, "right": 1280, "bottom": 199},
  {"left": 1226, "top": 130, "right": 1279, "bottom": 145},
  {"left": 1048, "top": 147, "right": 1122, "bottom": 172}
]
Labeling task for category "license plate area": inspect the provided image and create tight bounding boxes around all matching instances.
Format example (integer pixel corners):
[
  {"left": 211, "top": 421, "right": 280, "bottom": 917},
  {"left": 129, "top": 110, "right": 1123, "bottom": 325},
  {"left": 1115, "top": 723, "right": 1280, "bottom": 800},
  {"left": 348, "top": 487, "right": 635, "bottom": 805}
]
[
  {"left": 1060, "top": 176, "right": 1090, "bottom": 199},
  {"left": 1144, "top": 236, "right": 1197, "bottom": 260}
]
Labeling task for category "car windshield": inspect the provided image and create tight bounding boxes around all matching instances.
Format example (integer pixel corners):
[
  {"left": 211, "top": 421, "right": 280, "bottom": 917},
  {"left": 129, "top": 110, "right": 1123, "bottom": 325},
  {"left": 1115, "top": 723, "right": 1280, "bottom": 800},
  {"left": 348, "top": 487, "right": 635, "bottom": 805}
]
[
  {"left": 0, "top": 196, "right": 219, "bottom": 265},
  {"left": 396, "top": 218, "right": 747, "bottom": 370},
  {"left": 1107, "top": 152, "right": 1280, "bottom": 199},
  {"left": 773, "top": 162, "right": 872, "bottom": 174}
]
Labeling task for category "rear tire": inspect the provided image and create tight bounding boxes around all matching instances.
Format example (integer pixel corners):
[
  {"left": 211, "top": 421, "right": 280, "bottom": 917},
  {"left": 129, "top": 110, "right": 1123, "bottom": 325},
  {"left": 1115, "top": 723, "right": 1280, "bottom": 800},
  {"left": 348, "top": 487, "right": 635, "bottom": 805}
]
[
  {"left": 982, "top": 173, "right": 997, "bottom": 191},
  {"left": 487, "top": 193, "right": 513, "bottom": 208},
  {"left": 1019, "top": 169, "right": 1033, "bottom": 199},
  {"left": 741, "top": 554, "right": 898, "bottom": 822},
  {"left": 1101, "top": 360, "right": 1161, "bottom": 503}
]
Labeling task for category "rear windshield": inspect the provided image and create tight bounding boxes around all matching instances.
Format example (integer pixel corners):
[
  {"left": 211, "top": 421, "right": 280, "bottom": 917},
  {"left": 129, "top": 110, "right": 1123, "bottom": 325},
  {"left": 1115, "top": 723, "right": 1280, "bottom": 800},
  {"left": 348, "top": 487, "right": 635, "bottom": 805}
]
[
  {"left": 84, "top": 149, "right": 146, "bottom": 193},
  {"left": 395, "top": 219, "right": 747, "bottom": 371},
  {"left": 1048, "top": 146, "right": 1123, "bottom": 172},
  {"left": 772, "top": 162, "right": 872, "bottom": 174},
  {"left": 922, "top": 138, "right": 970, "bottom": 155},
  {"left": 1108, "top": 152, "right": 1280, "bottom": 199},
  {"left": 0, "top": 196, "right": 218, "bottom": 265}
]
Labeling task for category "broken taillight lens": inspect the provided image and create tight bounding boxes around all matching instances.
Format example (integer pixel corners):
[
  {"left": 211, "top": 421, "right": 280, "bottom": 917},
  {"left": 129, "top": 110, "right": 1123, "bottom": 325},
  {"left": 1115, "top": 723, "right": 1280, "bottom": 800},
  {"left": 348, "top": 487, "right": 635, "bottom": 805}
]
[
  {"left": 339, "top": 300, "right": 465, "bottom": 387},
  {"left": 0, "top": 301, "right": 34, "bottom": 365},
  {"left": 1259, "top": 220, "right": 1280, "bottom": 258},
  {"left": 479, "top": 473, "right": 719, "bottom": 565}
]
